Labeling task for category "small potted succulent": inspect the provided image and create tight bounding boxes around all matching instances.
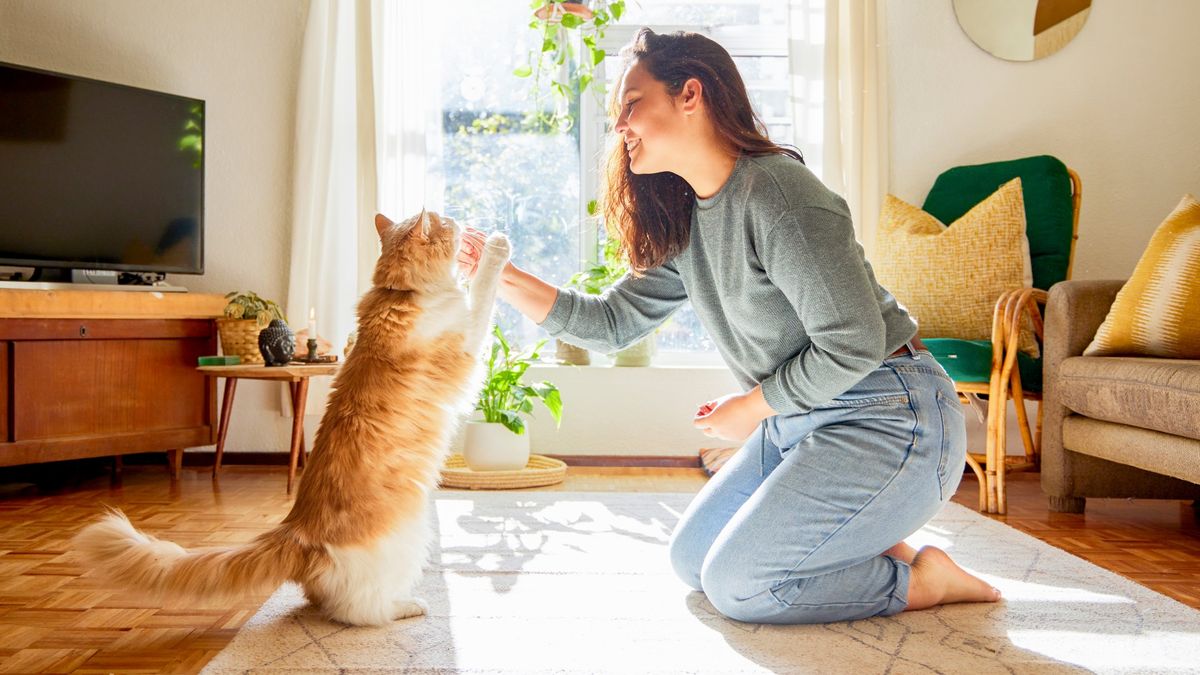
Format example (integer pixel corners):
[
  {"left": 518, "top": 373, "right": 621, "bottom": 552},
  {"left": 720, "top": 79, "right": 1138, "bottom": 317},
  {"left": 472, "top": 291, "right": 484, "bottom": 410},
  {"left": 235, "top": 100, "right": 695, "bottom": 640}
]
[
  {"left": 218, "top": 291, "right": 286, "bottom": 364},
  {"left": 464, "top": 325, "right": 564, "bottom": 471}
]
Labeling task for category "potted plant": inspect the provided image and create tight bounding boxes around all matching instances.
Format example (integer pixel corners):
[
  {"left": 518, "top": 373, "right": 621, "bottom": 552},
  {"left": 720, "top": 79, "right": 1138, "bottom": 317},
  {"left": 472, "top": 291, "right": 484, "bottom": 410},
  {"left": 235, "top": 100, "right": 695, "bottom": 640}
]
[
  {"left": 614, "top": 330, "right": 656, "bottom": 366},
  {"left": 559, "top": 231, "right": 658, "bottom": 366},
  {"left": 552, "top": 335, "right": 592, "bottom": 366},
  {"left": 583, "top": 233, "right": 657, "bottom": 366},
  {"left": 557, "top": 230, "right": 623, "bottom": 365},
  {"left": 595, "top": 237, "right": 658, "bottom": 366},
  {"left": 217, "top": 291, "right": 286, "bottom": 364},
  {"left": 515, "top": 0, "right": 627, "bottom": 132},
  {"left": 464, "top": 325, "right": 564, "bottom": 471}
]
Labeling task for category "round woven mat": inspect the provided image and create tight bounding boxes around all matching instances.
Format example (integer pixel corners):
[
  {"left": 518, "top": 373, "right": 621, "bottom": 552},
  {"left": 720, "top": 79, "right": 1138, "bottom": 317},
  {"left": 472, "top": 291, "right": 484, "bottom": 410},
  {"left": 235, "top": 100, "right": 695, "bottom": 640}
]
[{"left": 440, "top": 453, "right": 567, "bottom": 490}]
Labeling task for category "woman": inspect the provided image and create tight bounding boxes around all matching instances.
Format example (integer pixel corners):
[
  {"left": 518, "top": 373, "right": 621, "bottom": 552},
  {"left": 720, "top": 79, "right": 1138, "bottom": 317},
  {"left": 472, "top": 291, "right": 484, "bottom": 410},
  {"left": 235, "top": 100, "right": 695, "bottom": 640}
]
[{"left": 457, "top": 28, "right": 999, "bottom": 624}]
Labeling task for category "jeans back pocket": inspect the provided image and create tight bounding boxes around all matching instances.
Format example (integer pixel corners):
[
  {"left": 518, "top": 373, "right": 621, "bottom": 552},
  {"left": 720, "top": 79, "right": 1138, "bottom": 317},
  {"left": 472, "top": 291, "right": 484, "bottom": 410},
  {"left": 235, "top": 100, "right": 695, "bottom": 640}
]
[{"left": 934, "top": 387, "right": 967, "bottom": 500}]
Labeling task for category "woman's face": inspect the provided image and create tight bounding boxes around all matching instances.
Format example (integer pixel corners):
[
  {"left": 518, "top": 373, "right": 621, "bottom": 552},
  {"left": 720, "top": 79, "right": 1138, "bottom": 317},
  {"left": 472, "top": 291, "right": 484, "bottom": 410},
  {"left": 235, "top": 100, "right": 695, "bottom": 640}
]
[{"left": 613, "top": 61, "right": 690, "bottom": 175}]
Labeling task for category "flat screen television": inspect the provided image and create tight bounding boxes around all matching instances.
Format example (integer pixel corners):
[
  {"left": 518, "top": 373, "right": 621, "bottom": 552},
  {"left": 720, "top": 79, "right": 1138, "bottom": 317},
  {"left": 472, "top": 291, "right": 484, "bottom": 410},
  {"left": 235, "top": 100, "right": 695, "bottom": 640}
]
[{"left": 0, "top": 60, "right": 204, "bottom": 282}]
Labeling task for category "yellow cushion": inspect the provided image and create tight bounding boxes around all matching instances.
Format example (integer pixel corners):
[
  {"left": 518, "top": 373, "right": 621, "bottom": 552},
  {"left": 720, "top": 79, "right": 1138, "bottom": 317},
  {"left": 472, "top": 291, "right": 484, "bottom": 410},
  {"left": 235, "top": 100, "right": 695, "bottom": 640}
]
[
  {"left": 874, "top": 178, "right": 1039, "bottom": 357},
  {"left": 1084, "top": 194, "right": 1200, "bottom": 358}
]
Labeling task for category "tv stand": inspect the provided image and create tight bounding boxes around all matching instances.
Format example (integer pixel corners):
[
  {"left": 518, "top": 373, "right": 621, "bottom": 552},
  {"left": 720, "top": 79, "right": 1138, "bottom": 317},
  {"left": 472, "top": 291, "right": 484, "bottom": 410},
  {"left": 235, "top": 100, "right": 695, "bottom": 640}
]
[
  {"left": 0, "top": 288, "right": 227, "bottom": 473},
  {"left": 0, "top": 280, "right": 189, "bottom": 293}
]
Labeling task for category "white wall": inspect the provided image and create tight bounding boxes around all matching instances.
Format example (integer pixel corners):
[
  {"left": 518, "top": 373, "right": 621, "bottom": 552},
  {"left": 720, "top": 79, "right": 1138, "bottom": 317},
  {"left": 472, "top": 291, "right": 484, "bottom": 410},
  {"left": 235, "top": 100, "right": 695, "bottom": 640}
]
[
  {"left": 887, "top": 0, "right": 1200, "bottom": 281},
  {"left": 0, "top": 0, "right": 310, "bottom": 454},
  {"left": 452, "top": 364, "right": 742, "bottom": 459}
]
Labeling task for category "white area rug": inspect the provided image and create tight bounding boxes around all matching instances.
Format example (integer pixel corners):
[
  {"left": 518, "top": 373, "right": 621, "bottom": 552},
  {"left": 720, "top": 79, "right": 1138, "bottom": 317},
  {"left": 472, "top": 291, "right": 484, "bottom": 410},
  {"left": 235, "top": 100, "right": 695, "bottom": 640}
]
[{"left": 202, "top": 491, "right": 1200, "bottom": 674}]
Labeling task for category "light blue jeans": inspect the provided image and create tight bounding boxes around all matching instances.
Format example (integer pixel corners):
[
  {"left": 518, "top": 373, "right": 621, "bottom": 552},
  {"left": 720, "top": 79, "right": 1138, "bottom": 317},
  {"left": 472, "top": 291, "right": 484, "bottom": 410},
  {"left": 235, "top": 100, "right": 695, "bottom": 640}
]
[{"left": 669, "top": 348, "right": 966, "bottom": 624}]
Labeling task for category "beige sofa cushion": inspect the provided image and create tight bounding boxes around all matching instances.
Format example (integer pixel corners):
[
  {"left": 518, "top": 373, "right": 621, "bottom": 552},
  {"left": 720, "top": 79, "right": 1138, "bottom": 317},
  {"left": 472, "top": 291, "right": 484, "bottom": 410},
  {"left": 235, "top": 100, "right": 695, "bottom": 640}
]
[
  {"left": 1062, "top": 417, "right": 1200, "bottom": 484},
  {"left": 1057, "top": 356, "right": 1200, "bottom": 441}
]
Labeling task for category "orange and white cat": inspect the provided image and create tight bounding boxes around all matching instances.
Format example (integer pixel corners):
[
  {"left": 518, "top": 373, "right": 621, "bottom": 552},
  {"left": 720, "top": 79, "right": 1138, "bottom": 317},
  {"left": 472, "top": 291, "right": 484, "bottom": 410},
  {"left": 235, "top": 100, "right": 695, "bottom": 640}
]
[{"left": 73, "top": 211, "right": 511, "bottom": 626}]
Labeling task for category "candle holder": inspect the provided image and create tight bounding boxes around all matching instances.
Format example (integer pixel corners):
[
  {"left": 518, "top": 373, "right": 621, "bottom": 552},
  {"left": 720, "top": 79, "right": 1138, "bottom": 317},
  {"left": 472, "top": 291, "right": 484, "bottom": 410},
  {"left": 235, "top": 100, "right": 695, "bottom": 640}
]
[{"left": 291, "top": 337, "right": 339, "bottom": 364}]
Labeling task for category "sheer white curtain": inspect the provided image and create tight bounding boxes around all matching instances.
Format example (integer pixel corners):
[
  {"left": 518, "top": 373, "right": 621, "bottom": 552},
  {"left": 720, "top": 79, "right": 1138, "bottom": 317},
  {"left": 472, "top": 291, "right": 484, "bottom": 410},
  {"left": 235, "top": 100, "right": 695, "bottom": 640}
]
[
  {"left": 287, "top": 0, "right": 436, "bottom": 411},
  {"left": 787, "top": 0, "right": 827, "bottom": 178},
  {"left": 819, "top": 0, "right": 889, "bottom": 256}
]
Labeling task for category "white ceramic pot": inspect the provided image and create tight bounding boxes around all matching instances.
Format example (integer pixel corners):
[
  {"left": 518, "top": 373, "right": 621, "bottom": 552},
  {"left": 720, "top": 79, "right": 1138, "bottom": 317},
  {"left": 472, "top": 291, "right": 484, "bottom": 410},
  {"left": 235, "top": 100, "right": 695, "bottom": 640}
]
[
  {"left": 462, "top": 421, "right": 531, "bottom": 471},
  {"left": 614, "top": 334, "right": 655, "bottom": 367}
]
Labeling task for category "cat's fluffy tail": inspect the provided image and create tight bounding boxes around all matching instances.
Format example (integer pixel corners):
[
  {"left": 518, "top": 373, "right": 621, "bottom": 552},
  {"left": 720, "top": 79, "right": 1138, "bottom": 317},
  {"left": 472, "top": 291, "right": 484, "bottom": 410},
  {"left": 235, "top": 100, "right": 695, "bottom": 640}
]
[{"left": 73, "top": 509, "right": 303, "bottom": 603}]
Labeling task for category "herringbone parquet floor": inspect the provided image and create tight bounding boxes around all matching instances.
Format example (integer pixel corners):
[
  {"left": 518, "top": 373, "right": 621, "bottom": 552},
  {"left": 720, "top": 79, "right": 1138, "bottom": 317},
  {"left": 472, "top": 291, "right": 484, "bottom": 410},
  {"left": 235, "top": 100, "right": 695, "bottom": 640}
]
[{"left": 0, "top": 462, "right": 1196, "bottom": 674}]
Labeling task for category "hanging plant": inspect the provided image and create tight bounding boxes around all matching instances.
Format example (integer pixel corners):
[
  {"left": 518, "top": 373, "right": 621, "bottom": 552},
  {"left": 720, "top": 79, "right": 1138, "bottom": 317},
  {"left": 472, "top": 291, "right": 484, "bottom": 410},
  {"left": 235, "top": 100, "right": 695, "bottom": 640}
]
[{"left": 515, "top": 0, "right": 627, "bottom": 132}]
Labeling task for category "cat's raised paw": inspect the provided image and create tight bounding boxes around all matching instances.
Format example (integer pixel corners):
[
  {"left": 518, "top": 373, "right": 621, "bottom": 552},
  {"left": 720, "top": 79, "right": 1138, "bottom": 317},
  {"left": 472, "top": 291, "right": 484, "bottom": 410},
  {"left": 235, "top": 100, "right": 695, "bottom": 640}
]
[
  {"left": 392, "top": 597, "right": 428, "bottom": 620},
  {"left": 484, "top": 232, "right": 512, "bottom": 260}
]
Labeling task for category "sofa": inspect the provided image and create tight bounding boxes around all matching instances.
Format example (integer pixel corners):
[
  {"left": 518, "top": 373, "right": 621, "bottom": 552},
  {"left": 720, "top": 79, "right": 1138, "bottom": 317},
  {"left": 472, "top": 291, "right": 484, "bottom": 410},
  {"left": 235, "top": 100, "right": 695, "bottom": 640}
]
[{"left": 1042, "top": 279, "right": 1200, "bottom": 513}]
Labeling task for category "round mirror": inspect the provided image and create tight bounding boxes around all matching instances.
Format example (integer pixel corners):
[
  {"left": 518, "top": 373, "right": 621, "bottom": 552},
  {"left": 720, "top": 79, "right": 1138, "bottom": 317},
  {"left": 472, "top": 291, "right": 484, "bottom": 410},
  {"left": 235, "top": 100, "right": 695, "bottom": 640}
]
[{"left": 953, "top": 0, "right": 1091, "bottom": 62}]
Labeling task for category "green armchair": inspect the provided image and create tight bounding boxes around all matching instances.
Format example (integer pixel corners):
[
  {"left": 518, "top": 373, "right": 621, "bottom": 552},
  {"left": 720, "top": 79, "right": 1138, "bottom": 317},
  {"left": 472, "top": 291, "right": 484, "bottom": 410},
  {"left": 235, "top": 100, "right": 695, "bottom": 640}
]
[{"left": 920, "top": 155, "right": 1081, "bottom": 513}]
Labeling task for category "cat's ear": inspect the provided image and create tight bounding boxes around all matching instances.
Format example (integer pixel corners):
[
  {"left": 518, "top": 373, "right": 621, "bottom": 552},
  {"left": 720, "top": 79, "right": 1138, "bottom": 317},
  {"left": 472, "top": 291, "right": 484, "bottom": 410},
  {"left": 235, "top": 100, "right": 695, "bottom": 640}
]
[
  {"left": 418, "top": 209, "right": 431, "bottom": 238},
  {"left": 374, "top": 213, "right": 394, "bottom": 239}
]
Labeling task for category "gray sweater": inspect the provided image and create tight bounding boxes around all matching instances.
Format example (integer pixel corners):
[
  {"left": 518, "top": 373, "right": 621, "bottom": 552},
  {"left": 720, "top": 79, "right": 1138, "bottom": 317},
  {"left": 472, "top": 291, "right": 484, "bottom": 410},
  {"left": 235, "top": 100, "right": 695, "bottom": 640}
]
[{"left": 540, "top": 153, "right": 917, "bottom": 414}]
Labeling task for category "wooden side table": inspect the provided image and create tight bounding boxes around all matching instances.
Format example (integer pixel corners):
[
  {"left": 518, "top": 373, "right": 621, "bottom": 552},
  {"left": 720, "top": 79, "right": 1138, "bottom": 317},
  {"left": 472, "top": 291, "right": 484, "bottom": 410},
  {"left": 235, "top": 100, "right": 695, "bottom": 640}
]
[{"left": 197, "top": 363, "right": 339, "bottom": 493}]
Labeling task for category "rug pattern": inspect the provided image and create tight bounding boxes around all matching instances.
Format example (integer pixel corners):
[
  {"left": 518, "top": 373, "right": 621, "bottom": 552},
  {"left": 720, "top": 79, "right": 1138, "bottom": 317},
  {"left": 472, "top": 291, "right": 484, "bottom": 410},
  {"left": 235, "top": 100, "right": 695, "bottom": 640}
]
[{"left": 201, "top": 492, "right": 1200, "bottom": 674}]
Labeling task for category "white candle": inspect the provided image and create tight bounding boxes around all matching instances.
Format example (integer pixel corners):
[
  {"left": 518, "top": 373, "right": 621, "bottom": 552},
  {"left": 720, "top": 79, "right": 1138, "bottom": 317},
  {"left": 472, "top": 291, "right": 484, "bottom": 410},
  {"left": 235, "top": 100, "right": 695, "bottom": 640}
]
[{"left": 308, "top": 307, "right": 316, "bottom": 340}]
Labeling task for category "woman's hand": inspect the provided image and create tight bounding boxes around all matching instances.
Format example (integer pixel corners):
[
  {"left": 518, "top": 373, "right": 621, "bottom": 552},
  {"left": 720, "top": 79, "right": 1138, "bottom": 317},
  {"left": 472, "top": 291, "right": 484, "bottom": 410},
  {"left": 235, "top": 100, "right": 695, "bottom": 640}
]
[
  {"left": 457, "top": 228, "right": 489, "bottom": 279},
  {"left": 692, "top": 386, "right": 776, "bottom": 442}
]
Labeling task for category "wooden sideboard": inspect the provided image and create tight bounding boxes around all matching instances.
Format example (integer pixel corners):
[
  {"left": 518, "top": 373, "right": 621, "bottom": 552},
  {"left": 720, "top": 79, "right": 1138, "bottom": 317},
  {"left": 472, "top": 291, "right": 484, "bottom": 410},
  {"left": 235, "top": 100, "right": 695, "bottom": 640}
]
[{"left": 0, "top": 289, "right": 227, "bottom": 468}]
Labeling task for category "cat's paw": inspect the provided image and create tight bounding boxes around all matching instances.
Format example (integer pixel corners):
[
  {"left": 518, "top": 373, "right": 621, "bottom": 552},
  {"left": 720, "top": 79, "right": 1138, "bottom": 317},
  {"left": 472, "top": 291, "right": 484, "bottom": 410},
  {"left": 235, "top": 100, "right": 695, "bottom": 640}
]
[
  {"left": 392, "top": 597, "right": 428, "bottom": 620},
  {"left": 484, "top": 232, "right": 512, "bottom": 261}
]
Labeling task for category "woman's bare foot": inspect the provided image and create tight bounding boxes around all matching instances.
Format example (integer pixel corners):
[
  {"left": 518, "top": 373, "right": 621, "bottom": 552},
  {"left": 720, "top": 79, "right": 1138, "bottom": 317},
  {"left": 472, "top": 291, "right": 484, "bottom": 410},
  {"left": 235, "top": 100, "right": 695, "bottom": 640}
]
[
  {"left": 905, "top": 546, "right": 1001, "bottom": 611},
  {"left": 882, "top": 541, "right": 917, "bottom": 564}
]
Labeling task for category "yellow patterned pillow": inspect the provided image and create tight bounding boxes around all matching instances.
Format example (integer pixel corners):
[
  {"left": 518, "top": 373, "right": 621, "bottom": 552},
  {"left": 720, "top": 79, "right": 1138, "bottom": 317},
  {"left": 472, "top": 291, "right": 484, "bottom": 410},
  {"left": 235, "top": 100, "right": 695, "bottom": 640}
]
[
  {"left": 874, "top": 178, "right": 1039, "bottom": 357},
  {"left": 1084, "top": 194, "right": 1200, "bottom": 358}
]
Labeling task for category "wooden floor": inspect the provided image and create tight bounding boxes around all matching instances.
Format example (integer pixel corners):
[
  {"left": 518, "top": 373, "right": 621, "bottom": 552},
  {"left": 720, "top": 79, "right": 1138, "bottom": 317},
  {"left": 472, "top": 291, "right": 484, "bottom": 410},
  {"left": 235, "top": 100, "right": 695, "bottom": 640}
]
[{"left": 0, "top": 462, "right": 1196, "bottom": 674}]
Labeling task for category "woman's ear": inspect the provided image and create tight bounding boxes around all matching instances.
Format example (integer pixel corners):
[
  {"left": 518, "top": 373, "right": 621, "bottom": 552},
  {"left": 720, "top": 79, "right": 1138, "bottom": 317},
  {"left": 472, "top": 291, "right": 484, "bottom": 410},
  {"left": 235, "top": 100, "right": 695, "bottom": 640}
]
[{"left": 679, "top": 78, "right": 703, "bottom": 115}]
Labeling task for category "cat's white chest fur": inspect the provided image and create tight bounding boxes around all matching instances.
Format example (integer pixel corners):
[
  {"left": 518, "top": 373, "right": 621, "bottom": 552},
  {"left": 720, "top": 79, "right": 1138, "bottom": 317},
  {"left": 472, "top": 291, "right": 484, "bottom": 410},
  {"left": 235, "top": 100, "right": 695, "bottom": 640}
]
[{"left": 411, "top": 280, "right": 471, "bottom": 342}]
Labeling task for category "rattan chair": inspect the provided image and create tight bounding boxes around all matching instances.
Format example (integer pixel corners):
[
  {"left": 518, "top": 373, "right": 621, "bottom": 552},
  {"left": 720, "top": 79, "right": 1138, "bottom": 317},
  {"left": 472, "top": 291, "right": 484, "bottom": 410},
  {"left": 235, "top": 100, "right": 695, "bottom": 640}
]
[{"left": 919, "top": 156, "right": 1082, "bottom": 514}]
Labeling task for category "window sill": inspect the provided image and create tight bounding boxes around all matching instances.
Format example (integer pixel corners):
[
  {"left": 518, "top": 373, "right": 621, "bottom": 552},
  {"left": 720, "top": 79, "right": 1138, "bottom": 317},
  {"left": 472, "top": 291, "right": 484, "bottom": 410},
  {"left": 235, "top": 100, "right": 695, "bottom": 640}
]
[{"left": 531, "top": 362, "right": 731, "bottom": 372}]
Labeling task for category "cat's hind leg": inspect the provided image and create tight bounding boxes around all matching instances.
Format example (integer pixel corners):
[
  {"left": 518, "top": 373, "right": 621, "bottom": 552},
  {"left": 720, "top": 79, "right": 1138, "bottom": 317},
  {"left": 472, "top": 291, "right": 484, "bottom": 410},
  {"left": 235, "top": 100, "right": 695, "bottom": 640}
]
[{"left": 307, "top": 519, "right": 432, "bottom": 626}]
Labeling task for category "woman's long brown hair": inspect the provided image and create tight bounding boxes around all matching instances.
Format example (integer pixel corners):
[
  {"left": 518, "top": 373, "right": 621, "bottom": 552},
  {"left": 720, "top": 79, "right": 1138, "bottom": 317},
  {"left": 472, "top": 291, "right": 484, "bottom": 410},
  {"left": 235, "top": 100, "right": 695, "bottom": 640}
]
[{"left": 603, "top": 28, "right": 804, "bottom": 274}]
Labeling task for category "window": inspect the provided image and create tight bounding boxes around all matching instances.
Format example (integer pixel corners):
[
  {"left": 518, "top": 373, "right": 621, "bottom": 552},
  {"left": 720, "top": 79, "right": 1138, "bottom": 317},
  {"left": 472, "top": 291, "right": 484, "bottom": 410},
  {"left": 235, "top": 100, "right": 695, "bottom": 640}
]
[
  {"left": 429, "top": 2, "right": 581, "bottom": 351},
  {"left": 430, "top": 1, "right": 824, "bottom": 360}
]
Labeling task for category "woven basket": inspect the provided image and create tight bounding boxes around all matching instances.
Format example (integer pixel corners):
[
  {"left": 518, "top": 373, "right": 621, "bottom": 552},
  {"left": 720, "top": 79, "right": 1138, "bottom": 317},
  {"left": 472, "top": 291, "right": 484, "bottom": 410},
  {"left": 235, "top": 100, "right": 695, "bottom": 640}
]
[
  {"left": 554, "top": 339, "right": 590, "bottom": 365},
  {"left": 216, "top": 318, "right": 264, "bottom": 364},
  {"left": 440, "top": 453, "right": 567, "bottom": 490}
]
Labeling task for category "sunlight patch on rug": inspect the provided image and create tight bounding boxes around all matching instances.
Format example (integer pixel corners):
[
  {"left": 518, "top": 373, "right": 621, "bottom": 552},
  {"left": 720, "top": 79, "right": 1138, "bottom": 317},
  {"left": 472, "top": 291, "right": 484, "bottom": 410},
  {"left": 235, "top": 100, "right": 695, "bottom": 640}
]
[{"left": 202, "top": 492, "right": 1200, "bottom": 674}]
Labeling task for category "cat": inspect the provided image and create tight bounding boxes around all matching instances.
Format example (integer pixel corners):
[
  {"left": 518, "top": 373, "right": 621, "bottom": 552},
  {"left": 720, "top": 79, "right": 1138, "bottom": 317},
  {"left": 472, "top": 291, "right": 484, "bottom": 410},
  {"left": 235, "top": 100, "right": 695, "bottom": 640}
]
[{"left": 73, "top": 211, "right": 511, "bottom": 626}]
